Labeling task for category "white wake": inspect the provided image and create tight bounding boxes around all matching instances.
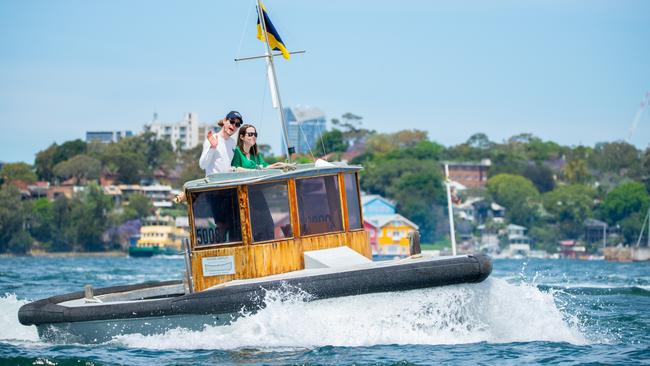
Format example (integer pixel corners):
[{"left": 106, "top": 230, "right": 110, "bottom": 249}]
[{"left": 115, "top": 278, "right": 586, "bottom": 349}]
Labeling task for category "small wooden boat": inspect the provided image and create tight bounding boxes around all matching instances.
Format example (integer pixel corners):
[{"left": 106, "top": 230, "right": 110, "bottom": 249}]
[{"left": 19, "top": 163, "right": 492, "bottom": 343}]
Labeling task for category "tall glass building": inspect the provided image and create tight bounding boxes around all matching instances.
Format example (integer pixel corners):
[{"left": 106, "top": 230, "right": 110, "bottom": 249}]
[{"left": 281, "top": 106, "right": 327, "bottom": 155}]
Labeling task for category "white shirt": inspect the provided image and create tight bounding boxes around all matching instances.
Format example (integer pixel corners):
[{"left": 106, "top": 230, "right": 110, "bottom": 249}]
[{"left": 199, "top": 133, "right": 236, "bottom": 175}]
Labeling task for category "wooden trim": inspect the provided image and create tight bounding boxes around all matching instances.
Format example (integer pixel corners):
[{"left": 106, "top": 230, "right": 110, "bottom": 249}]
[
  {"left": 193, "top": 241, "right": 245, "bottom": 250},
  {"left": 186, "top": 189, "right": 197, "bottom": 251},
  {"left": 287, "top": 178, "right": 300, "bottom": 237},
  {"left": 299, "top": 229, "right": 346, "bottom": 239},
  {"left": 355, "top": 172, "right": 364, "bottom": 225},
  {"left": 339, "top": 173, "right": 349, "bottom": 231},
  {"left": 238, "top": 185, "right": 252, "bottom": 246},
  {"left": 250, "top": 235, "right": 294, "bottom": 245}
]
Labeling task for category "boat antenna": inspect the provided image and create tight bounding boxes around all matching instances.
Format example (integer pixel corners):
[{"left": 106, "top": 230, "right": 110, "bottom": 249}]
[{"left": 444, "top": 163, "right": 458, "bottom": 256}]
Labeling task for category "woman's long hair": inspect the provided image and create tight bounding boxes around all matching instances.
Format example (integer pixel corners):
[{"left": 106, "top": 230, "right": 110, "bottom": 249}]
[{"left": 237, "top": 124, "right": 258, "bottom": 156}]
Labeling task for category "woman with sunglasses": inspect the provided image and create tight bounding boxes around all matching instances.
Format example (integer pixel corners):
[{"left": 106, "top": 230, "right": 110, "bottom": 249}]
[{"left": 231, "top": 124, "right": 287, "bottom": 171}]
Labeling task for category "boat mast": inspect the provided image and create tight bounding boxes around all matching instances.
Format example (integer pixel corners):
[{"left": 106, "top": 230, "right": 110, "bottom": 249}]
[
  {"left": 634, "top": 207, "right": 650, "bottom": 248},
  {"left": 255, "top": 0, "right": 293, "bottom": 162},
  {"left": 444, "top": 163, "right": 457, "bottom": 256}
]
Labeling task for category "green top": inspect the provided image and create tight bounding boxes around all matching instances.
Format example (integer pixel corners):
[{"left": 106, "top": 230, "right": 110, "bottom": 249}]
[{"left": 231, "top": 146, "right": 269, "bottom": 169}]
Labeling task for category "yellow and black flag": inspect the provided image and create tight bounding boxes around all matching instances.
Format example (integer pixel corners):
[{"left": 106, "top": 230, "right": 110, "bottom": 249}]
[{"left": 256, "top": 2, "right": 290, "bottom": 60}]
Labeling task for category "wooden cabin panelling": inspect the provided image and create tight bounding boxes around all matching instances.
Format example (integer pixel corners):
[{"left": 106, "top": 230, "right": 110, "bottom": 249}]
[
  {"left": 188, "top": 171, "right": 372, "bottom": 292},
  {"left": 191, "top": 230, "right": 371, "bottom": 291}
]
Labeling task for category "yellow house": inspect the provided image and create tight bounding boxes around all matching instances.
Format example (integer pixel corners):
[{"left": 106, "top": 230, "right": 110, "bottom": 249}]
[{"left": 365, "top": 214, "right": 419, "bottom": 256}]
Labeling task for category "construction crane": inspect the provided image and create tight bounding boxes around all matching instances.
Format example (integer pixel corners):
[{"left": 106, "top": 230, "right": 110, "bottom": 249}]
[{"left": 627, "top": 91, "right": 650, "bottom": 142}]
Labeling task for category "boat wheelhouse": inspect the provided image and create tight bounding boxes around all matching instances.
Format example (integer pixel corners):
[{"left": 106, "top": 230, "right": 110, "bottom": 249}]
[{"left": 183, "top": 162, "right": 369, "bottom": 292}]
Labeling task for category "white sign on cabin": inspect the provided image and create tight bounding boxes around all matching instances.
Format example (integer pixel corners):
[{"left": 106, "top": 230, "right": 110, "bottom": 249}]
[{"left": 202, "top": 256, "right": 235, "bottom": 276}]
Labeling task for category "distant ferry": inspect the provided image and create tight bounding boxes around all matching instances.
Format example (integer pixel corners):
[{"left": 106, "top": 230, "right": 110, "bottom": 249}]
[{"left": 128, "top": 215, "right": 188, "bottom": 257}]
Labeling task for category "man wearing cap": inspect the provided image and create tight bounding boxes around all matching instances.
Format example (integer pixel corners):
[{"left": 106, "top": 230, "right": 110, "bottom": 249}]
[{"left": 199, "top": 111, "right": 243, "bottom": 175}]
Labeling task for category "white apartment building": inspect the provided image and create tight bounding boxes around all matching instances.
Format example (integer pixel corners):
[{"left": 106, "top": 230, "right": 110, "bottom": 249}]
[{"left": 144, "top": 113, "right": 212, "bottom": 150}]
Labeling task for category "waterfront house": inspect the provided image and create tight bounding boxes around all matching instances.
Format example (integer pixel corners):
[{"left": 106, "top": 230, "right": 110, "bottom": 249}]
[
  {"left": 506, "top": 224, "right": 531, "bottom": 244},
  {"left": 102, "top": 185, "right": 123, "bottom": 205},
  {"left": 361, "top": 194, "right": 396, "bottom": 217},
  {"left": 442, "top": 159, "right": 491, "bottom": 188},
  {"left": 584, "top": 218, "right": 608, "bottom": 245},
  {"left": 558, "top": 240, "right": 587, "bottom": 259},
  {"left": 364, "top": 214, "right": 419, "bottom": 256},
  {"left": 142, "top": 185, "right": 173, "bottom": 208}
]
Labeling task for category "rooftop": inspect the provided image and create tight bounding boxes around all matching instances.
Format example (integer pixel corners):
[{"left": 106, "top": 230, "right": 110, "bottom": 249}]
[{"left": 183, "top": 162, "right": 362, "bottom": 191}]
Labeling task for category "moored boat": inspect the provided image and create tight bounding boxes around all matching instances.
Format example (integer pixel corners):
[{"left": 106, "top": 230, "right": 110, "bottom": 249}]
[{"left": 127, "top": 215, "right": 187, "bottom": 257}]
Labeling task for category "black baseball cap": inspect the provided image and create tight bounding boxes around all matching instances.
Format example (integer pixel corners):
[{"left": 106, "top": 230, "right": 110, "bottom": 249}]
[{"left": 226, "top": 111, "right": 243, "bottom": 122}]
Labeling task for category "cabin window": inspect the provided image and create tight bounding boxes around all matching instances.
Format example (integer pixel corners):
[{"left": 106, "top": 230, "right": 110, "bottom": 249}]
[
  {"left": 344, "top": 173, "right": 363, "bottom": 230},
  {"left": 190, "top": 188, "right": 242, "bottom": 246},
  {"left": 296, "top": 175, "right": 343, "bottom": 235},
  {"left": 248, "top": 181, "right": 292, "bottom": 242}
]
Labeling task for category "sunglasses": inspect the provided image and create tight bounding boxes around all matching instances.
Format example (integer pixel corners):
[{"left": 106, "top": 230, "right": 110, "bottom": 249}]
[
  {"left": 228, "top": 119, "right": 242, "bottom": 128},
  {"left": 245, "top": 132, "right": 258, "bottom": 137}
]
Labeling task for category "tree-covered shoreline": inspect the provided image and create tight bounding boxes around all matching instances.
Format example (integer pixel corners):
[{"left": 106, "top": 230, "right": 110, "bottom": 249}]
[{"left": 1, "top": 125, "right": 649, "bottom": 255}]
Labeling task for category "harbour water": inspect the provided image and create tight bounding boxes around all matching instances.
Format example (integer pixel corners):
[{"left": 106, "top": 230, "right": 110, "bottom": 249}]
[{"left": 0, "top": 256, "right": 648, "bottom": 365}]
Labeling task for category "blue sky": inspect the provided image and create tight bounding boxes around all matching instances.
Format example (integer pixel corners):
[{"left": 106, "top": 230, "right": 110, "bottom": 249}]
[{"left": 1, "top": 0, "right": 649, "bottom": 163}]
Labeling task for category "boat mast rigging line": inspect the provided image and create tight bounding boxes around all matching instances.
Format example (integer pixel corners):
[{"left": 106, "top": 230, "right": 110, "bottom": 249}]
[
  {"left": 253, "top": 0, "right": 292, "bottom": 162},
  {"left": 235, "top": 0, "right": 256, "bottom": 63},
  {"left": 634, "top": 207, "right": 650, "bottom": 248}
]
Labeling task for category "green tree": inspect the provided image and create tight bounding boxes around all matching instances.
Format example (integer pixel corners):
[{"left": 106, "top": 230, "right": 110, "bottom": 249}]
[
  {"left": 317, "top": 129, "right": 349, "bottom": 155},
  {"left": 8, "top": 230, "right": 33, "bottom": 254},
  {"left": 642, "top": 147, "right": 650, "bottom": 194},
  {"left": 563, "top": 159, "right": 590, "bottom": 184},
  {"left": 542, "top": 184, "right": 595, "bottom": 238},
  {"left": 487, "top": 174, "right": 540, "bottom": 226},
  {"left": 600, "top": 182, "right": 649, "bottom": 243},
  {"left": 0, "top": 185, "right": 32, "bottom": 253},
  {"left": 386, "top": 166, "right": 445, "bottom": 242},
  {"left": 466, "top": 133, "right": 494, "bottom": 150},
  {"left": 589, "top": 141, "right": 640, "bottom": 177},
  {"left": 53, "top": 154, "right": 102, "bottom": 182},
  {"left": 50, "top": 197, "right": 75, "bottom": 251},
  {"left": 331, "top": 113, "right": 374, "bottom": 145},
  {"left": 105, "top": 150, "right": 147, "bottom": 184},
  {"left": 52, "top": 139, "right": 87, "bottom": 164},
  {"left": 385, "top": 140, "right": 444, "bottom": 161},
  {"left": 123, "top": 193, "right": 153, "bottom": 220},
  {"left": 29, "top": 198, "right": 54, "bottom": 244},
  {"left": 120, "top": 132, "right": 175, "bottom": 178},
  {"left": 600, "top": 182, "right": 649, "bottom": 224},
  {"left": 70, "top": 184, "right": 113, "bottom": 251},
  {"left": 34, "top": 144, "right": 59, "bottom": 181},
  {"left": 523, "top": 163, "right": 555, "bottom": 193},
  {"left": 0, "top": 162, "right": 37, "bottom": 185}
]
